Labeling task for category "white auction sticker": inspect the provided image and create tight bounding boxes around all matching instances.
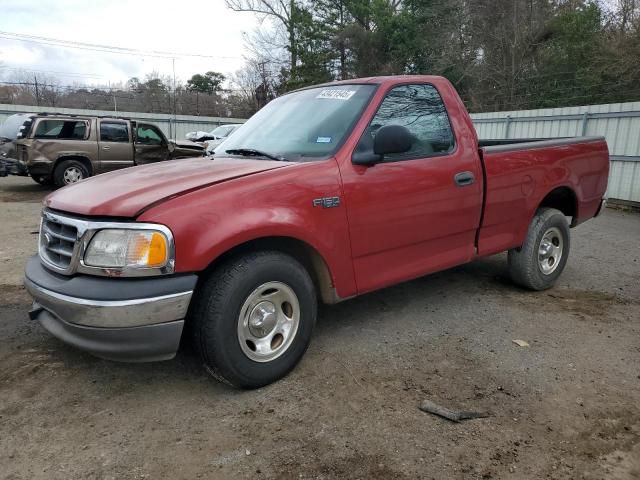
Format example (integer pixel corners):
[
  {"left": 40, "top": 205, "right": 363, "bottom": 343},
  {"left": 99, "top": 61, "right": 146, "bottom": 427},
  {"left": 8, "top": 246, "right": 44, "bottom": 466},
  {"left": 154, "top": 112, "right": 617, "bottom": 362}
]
[{"left": 316, "top": 89, "right": 356, "bottom": 100}]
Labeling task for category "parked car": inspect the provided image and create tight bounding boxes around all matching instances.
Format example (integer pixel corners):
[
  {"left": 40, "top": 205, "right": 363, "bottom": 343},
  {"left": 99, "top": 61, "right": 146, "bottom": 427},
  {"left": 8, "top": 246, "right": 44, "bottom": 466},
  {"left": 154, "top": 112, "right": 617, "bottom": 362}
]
[
  {"left": 24, "top": 75, "right": 609, "bottom": 389},
  {"left": 2, "top": 113, "right": 204, "bottom": 187},
  {"left": 0, "top": 113, "right": 33, "bottom": 177},
  {"left": 186, "top": 124, "right": 240, "bottom": 144},
  {"left": 204, "top": 125, "right": 241, "bottom": 153}
]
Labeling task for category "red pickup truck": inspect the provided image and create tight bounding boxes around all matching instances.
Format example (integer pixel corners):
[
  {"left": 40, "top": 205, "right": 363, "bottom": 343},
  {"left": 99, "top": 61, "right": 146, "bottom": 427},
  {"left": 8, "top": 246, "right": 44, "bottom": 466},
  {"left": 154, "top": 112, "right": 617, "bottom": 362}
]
[{"left": 24, "top": 76, "right": 609, "bottom": 388}]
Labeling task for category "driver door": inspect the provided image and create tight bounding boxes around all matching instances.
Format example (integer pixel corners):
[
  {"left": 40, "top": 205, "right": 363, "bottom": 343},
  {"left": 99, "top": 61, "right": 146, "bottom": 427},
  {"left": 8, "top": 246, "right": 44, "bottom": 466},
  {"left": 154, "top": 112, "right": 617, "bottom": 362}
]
[
  {"left": 134, "top": 123, "right": 170, "bottom": 165},
  {"left": 340, "top": 83, "right": 483, "bottom": 294}
]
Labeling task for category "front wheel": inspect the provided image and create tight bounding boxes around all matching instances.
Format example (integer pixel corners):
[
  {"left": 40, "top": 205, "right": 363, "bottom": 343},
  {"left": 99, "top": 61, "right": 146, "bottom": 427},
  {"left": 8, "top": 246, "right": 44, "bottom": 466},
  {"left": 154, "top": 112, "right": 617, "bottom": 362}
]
[
  {"left": 508, "top": 208, "right": 570, "bottom": 290},
  {"left": 191, "top": 251, "right": 317, "bottom": 389}
]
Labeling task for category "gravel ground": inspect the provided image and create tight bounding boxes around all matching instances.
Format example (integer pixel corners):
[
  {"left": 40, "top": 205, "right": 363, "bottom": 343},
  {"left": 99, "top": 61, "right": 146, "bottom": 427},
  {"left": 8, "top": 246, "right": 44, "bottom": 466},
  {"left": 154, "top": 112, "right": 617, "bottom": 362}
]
[{"left": 0, "top": 175, "right": 639, "bottom": 480}]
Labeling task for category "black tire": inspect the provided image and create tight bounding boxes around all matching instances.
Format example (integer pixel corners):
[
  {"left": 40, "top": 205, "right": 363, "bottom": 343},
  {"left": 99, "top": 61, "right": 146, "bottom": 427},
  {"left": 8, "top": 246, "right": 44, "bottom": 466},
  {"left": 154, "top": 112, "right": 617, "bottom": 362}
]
[
  {"left": 31, "top": 174, "right": 53, "bottom": 186},
  {"left": 53, "top": 159, "right": 89, "bottom": 188},
  {"left": 508, "top": 208, "right": 570, "bottom": 291},
  {"left": 190, "top": 251, "right": 317, "bottom": 389}
]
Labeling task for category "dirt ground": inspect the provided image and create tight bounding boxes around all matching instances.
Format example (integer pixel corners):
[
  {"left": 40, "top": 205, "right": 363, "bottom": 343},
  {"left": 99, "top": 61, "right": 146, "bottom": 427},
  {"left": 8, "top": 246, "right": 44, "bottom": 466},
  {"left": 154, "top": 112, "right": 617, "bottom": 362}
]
[{"left": 0, "top": 175, "right": 638, "bottom": 480}]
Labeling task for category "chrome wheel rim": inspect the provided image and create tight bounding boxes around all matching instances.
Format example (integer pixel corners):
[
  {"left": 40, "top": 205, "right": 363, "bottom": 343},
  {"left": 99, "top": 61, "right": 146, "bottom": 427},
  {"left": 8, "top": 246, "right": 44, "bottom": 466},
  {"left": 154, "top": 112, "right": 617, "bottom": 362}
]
[
  {"left": 63, "top": 166, "right": 83, "bottom": 184},
  {"left": 538, "top": 227, "right": 563, "bottom": 275},
  {"left": 237, "top": 281, "right": 300, "bottom": 362}
]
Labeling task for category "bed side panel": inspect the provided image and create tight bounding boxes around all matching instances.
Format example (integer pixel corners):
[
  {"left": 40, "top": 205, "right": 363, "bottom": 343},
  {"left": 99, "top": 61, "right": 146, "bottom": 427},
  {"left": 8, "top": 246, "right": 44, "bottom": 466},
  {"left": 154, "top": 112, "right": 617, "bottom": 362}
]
[{"left": 477, "top": 138, "right": 609, "bottom": 256}]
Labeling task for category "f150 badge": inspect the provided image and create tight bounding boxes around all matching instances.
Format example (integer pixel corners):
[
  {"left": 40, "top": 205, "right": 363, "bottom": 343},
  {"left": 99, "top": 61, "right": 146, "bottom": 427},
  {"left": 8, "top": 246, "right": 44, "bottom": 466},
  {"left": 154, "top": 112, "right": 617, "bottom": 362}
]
[{"left": 312, "top": 196, "right": 341, "bottom": 208}]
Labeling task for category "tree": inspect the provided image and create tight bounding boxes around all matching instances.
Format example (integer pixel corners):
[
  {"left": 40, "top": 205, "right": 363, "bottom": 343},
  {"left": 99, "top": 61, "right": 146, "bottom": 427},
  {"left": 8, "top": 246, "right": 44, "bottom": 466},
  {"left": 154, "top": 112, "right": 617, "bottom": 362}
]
[
  {"left": 126, "top": 77, "right": 142, "bottom": 91},
  {"left": 186, "top": 71, "right": 226, "bottom": 94},
  {"left": 279, "top": 4, "right": 335, "bottom": 90},
  {"left": 125, "top": 72, "right": 172, "bottom": 113},
  {"left": 531, "top": 2, "right": 605, "bottom": 108},
  {"left": 226, "top": 0, "right": 301, "bottom": 77},
  {"left": 230, "top": 58, "right": 278, "bottom": 113}
]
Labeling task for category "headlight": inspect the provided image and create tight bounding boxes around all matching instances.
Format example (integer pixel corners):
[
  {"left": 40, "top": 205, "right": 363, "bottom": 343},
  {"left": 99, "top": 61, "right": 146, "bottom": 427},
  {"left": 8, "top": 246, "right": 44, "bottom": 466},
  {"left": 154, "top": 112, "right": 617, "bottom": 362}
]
[{"left": 84, "top": 228, "right": 172, "bottom": 272}]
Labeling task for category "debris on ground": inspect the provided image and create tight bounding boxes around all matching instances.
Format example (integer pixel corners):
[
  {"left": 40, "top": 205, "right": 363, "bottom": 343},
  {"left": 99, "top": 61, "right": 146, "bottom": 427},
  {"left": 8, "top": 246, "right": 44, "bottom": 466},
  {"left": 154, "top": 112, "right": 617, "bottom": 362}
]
[
  {"left": 419, "top": 399, "right": 491, "bottom": 423},
  {"left": 512, "top": 339, "right": 530, "bottom": 347}
]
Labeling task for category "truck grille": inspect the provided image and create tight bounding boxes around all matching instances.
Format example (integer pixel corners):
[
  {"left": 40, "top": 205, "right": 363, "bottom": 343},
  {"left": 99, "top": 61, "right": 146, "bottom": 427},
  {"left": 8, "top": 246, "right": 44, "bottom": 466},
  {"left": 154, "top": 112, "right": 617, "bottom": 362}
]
[
  {"left": 39, "top": 212, "right": 80, "bottom": 273},
  {"left": 36, "top": 209, "right": 175, "bottom": 277}
]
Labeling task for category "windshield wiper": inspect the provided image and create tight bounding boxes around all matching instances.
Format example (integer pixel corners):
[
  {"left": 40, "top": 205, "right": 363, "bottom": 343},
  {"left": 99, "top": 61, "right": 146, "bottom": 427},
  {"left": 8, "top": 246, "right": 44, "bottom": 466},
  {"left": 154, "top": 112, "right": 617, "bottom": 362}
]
[{"left": 225, "top": 148, "right": 287, "bottom": 162}]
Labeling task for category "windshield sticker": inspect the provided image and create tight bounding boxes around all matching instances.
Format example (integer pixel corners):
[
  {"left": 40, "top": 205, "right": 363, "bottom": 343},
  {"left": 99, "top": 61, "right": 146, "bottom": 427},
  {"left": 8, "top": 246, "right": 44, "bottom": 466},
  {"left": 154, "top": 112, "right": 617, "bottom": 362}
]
[
  {"left": 316, "top": 89, "right": 356, "bottom": 100},
  {"left": 316, "top": 136, "right": 332, "bottom": 143}
]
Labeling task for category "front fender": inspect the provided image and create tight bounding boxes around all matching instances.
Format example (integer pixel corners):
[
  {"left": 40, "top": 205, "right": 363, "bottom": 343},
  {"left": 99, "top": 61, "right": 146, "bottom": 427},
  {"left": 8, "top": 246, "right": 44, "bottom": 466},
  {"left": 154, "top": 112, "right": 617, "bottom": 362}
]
[{"left": 137, "top": 160, "right": 358, "bottom": 298}]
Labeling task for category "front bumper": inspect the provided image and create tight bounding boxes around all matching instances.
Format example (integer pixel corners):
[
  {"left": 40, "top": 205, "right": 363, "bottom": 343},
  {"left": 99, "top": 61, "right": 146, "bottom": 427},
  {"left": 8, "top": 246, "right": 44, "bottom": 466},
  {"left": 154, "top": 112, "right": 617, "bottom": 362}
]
[
  {"left": 0, "top": 157, "right": 28, "bottom": 177},
  {"left": 24, "top": 255, "right": 198, "bottom": 362}
]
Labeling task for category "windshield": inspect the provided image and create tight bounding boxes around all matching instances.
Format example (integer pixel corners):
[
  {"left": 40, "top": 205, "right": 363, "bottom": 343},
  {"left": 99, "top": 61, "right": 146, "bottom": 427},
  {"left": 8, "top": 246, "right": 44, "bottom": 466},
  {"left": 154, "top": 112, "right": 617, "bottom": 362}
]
[
  {"left": 214, "top": 84, "right": 376, "bottom": 161},
  {"left": 0, "top": 114, "right": 30, "bottom": 141}
]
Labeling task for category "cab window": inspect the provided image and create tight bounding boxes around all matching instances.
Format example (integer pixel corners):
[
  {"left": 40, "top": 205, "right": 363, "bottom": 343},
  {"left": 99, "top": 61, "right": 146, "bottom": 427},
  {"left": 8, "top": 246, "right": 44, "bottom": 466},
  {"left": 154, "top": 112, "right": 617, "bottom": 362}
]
[
  {"left": 100, "top": 122, "right": 129, "bottom": 142},
  {"left": 136, "top": 125, "right": 164, "bottom": 145},
  {"left": 358, "top": 84, "right": 455, "bottom": 162}
]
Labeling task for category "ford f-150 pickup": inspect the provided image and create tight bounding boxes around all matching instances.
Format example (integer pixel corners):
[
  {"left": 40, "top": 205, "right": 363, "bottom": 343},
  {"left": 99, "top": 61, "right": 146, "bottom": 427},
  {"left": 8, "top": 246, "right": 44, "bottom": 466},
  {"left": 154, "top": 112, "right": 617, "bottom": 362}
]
[{"left": 24, "top": 75, "right": 610, "bottom": 388}]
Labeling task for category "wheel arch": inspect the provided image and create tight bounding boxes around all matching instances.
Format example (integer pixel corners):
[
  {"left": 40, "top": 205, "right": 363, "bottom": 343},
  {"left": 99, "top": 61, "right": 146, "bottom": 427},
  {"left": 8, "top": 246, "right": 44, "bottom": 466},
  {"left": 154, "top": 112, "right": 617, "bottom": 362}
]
[
  {"left": 54, "top": 155, "right": 93, "bottom": 176},
  {"left": 199, "top": 236, "right": 340, "bottom": 305},
  {"left": 537, "top": 186, "right": 578, "bottom": 226}
]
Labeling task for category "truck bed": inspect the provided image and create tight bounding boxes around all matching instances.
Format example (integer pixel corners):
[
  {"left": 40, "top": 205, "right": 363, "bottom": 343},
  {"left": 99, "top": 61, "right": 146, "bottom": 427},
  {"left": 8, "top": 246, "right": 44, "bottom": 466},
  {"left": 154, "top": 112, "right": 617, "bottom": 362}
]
[{"left": 476, "top": 136, "right": 610, "bottom": 257}]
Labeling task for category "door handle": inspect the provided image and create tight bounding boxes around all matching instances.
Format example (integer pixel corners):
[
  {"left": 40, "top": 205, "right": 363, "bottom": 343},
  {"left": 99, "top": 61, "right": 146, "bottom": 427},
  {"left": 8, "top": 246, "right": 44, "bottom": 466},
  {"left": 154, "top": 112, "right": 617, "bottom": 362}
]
[
  {"left": 102, "top": 146, "right": 111, "bottom": 151},
  {"left": 454, "top": 171, "right": 475, "bottom": 187}
]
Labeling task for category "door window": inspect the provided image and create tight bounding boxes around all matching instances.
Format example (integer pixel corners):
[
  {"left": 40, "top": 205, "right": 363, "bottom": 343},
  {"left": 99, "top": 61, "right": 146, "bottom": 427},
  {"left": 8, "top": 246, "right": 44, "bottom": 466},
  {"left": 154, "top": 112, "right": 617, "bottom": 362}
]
[
  {"left": 34, "top": 119, "right": 88, "bottom": 140},
  {"left": 358, "top": 84, "right": 455, "bottom": 162},
  {"left": 136, "top": 125, "right": 164, "bottom": 145},
  {"left": 100, "top": 122, "right": 129, "bottom": 142}
]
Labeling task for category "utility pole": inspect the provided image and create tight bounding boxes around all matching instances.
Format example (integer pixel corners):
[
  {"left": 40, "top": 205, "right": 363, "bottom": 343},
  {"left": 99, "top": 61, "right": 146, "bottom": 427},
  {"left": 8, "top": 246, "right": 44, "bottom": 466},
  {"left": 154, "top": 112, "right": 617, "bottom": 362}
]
[
  {"left": 172, "top": 58, "right": 177, "bottom": 139},
  {"left": 34, "top": 75, "right": 40, "bottom": 106},
  {"left": 110, "top": 81, "right": 117, "bottom": 112}
]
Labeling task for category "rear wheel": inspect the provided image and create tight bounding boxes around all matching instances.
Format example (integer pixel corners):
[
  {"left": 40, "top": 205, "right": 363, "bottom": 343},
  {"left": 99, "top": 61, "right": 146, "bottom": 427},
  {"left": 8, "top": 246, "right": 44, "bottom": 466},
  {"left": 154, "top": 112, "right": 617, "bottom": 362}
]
[
  {"left": 53, "top": 159, "right": 89, "bottom": 188},
  {"left": 191, "top": 251, "right": 317, "bottom": 389},
  {"left": 508, "top": 208, "right": 570, "bottom": 290}
]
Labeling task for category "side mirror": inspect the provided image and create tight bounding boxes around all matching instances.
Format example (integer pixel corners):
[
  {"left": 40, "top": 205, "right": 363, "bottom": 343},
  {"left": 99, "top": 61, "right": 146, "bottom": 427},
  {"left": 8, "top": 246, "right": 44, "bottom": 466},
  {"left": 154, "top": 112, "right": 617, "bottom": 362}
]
[
  {"left": 352, "top": 124, "right": 413, "bottom": 166},
  {"left": 374, "top": 124, "right": 413, "bottom": 156}
]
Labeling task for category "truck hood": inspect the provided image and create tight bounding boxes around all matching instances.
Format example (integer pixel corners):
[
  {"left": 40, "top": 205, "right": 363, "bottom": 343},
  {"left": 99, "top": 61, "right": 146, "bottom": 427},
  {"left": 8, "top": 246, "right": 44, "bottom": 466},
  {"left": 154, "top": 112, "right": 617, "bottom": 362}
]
[
  {"left": 169, "top": 139, "right": 205, "bottom": 158},
  {"left": 44, "top": 157, "right": 289, "bottom": 217},
  {"left": 171, "top": 139, "right": 205, "bottom": 150}
]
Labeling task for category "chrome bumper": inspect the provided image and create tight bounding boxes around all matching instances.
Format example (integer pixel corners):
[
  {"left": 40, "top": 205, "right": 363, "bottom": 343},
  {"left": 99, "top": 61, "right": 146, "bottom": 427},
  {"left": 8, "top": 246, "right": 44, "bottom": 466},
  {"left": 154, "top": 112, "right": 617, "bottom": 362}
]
[
  {"left": 24, "top": 255, "right": 198, "bottom": 362},
  {"left": 24, "top": 278, "right": 192, "bottom": 328}
]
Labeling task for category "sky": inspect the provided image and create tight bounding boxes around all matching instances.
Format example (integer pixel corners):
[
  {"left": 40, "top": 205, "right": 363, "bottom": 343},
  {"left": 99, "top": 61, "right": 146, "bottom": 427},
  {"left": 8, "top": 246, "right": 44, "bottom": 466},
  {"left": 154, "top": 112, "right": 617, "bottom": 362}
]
[{"left": 0, "top": 0, "right": 259, "bottom": 88}]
